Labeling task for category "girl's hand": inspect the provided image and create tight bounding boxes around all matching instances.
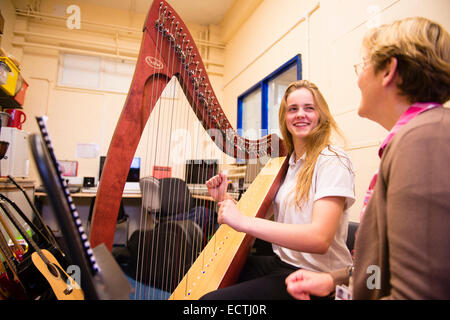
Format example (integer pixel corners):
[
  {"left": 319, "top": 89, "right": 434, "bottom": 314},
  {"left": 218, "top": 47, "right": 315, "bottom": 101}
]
[
  {"left": 206, "top": 172, "right": 230, "bottom": 202},
  {"left": 217, "top": 199, "right": 248, "bottom": 232}
]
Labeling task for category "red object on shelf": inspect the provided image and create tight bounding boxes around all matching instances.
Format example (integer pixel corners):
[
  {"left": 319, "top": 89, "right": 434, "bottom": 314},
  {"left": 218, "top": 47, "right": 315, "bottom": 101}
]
[
  {"left": 152, "top": 166, "right": 172, "bottom": 179},
  {"left": 13, "top": 78, "right": 28, "bottom": 106}
]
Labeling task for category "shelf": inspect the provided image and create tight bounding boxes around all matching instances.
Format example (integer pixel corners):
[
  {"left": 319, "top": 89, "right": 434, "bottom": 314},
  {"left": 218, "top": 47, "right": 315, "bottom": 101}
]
[
  {"left": 0, "top": 177, "right": 35, "bottom": 190},
  {"left": 0, "top": 88, "right": 22, "bottom": 109}
]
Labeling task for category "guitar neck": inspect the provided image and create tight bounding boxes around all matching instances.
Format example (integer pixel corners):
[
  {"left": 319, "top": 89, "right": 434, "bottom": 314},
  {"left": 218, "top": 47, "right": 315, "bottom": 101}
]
[
  {"left": 0, "top": 233, "right": 18, "bottom": 274},
  {"left": 0, "top": 192, "right": 59, "bottom": 254},
  {"left": 0, "top": 201, "right": 51, "bottom": 266},
  {"left": 0, "top": 255, "right": 6, "bottom": 274},
  {"left": 0, "top": 211, "right": 24, "bottom": 259}
]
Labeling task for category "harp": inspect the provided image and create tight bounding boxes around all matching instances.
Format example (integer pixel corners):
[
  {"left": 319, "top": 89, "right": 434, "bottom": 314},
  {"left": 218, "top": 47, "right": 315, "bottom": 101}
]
[{"left": 89, "top": 0, "right": 288, "bottom": 299}]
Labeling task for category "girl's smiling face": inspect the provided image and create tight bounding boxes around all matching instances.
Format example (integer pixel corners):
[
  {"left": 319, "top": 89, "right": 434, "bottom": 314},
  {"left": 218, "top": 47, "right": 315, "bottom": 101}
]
[{"left": 285, "top": 88, "right": 320, "bottom": 141}]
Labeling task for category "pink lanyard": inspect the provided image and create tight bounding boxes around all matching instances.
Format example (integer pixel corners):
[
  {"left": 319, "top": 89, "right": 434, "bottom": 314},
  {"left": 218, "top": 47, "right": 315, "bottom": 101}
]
[{"left": 359, "top": 102, "right": 442, "bottom": 220}]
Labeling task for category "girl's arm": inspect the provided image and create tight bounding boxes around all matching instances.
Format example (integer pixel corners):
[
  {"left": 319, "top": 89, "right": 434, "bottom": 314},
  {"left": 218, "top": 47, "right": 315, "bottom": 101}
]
[{"left": 217, "top": 196, "right": 345, "bottom": 254}]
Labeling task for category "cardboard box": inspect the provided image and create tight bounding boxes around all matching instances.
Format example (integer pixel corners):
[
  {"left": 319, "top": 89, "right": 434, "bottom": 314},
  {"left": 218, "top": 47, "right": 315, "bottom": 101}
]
[{"left": 13, "top": 76, "right": 28, "bottom": 105}]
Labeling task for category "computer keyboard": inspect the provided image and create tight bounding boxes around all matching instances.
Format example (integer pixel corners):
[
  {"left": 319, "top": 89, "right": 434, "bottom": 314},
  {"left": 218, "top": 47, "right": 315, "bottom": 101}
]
[
  {"left": 122, "top": 188, "right": 141, "bottom": 194},
  {"left": 81, "top": 184, "right": 141, "bottom": 194},
  {"left": 123, "top": 182, "right": 140, "bottom": 193},
  {"left": 188, "top": 184, "right": 208, "bottom": 192}
]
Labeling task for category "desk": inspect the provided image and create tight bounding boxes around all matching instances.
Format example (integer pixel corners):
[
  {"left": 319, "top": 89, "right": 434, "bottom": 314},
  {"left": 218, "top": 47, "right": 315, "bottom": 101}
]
[
  {"left": 35, "top": 191, "right": 141, "bottom": 199},
  {"left": 35, "top": 190, "right": 232, "bottom": 245},
  {"left": 35, "top": 191, "right": 142, "bottom": 245},
  {"left": 192, "top": 194, "right": 214, "bottom": 202},
  {"left": 191, "top": 192, "right": 240, "bottom": 202},
  {"left": 0, "top": 178, "right": 35, "bottom": 191}
]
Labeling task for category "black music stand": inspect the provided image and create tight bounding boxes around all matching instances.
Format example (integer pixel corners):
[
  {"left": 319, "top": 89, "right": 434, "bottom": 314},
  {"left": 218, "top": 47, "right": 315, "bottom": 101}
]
[{"left": 29, "top": 133, "right": 131, "bottom": 300}]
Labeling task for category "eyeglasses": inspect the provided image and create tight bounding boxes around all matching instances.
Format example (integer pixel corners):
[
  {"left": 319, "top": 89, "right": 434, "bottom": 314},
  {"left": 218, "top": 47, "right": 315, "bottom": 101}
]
[{"left": 353, "top": 60, "right": 370, "bottom": 76}]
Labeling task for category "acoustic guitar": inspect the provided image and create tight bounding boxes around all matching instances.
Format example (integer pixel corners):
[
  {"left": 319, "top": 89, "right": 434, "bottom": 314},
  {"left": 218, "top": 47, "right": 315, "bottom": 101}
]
[
  {"left": 31, "top": 249, "right": 84, "bottom": 300},
  {"left": 0, "top": 201, "right": 84, "bottom": 300}
]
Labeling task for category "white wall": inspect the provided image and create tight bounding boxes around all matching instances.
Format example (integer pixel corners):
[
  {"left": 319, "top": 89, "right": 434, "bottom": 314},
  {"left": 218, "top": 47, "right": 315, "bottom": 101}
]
[
  {"left": 220, "top": 0, "right": 450, "bottom": 221},
  {"left": 0, "top": 0, "right": 16, "bottom": 51}
]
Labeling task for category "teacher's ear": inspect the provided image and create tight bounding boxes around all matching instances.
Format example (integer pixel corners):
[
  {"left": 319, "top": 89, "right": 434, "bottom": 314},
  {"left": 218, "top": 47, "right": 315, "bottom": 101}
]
[{"left": 381, "top": 57, "right": 399, "bottom": 88}]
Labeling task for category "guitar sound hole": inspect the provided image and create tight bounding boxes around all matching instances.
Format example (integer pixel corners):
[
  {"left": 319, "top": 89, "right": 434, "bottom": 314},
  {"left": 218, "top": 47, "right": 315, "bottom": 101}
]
[
  {"left": 47, "top": 264, "right": 59, "bottom": 277},
  {"left": 63, "top": 287, "right": 74, "bottom": 295}
]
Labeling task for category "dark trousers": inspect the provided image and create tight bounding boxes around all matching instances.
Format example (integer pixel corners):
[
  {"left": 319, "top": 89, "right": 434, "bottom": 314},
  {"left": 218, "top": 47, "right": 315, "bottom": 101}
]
[{"left": 200, "top": 255, "right": 299, "bottom": 300}]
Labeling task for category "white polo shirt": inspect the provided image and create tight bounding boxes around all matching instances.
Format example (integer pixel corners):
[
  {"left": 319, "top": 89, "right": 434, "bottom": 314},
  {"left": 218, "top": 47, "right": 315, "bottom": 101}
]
[{"left": 272, "top": 145, "right": 355, "bottom": 272}]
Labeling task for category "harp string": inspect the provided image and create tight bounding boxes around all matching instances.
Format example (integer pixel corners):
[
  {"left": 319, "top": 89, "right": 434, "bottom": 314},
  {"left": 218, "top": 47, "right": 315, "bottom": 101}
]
[
  {"left": 133, "top": 2, "right": 235, "bottom": 298},
  {"left": 155, "top": 6, "right": 183, "bottom": 298},
  {"left": 183, "top": 27, "right": 220, "bottom": 296},
  {"left": 168, "top": 12, "right": 199, "bottom": 295},
  {"left": 133, "top": 3, "right": 200, "bottom": 297},
  {"left": 180, "top": 78, "right": 198, "bottom": 295},
  {"left": 168, "top": 24, "right": 218, "bottom": 296},
  {"left": 176, "top": 42, "right": 207, "bottom": 297},
  {"left": 135, "top": 2, "right": 166, "bottom": 298},
  {"left": 162, "top": 19, "right": 184, "bottom": 294},
  {"left": 152, "top": 4, "right": 176, "bottom": 297}
]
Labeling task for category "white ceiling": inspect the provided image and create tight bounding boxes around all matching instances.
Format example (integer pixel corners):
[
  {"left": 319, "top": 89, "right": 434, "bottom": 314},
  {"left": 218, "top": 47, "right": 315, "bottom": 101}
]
[{"left": 79, "top": 0, "right": 235, "bottom": 25}]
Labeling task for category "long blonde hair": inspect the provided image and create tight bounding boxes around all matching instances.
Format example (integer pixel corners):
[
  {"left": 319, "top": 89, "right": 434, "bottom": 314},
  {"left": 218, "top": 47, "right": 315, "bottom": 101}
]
[{"left": 278, "top": 80, "right": 344, "bottom": 209}]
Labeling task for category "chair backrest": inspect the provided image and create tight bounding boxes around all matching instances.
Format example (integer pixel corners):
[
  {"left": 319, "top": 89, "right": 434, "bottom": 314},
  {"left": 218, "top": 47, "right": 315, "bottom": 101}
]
[
  {"left": 346, "top": 221, "right": 359, "bottom": 252},
  {"left": 139, "top": 176, "right": 161, "bottom": 214},
  {"left": 126, "top": 219, "right": 203, "bottom": 292},
  {"left": 159, "top": 177, "right": 193, "bottom": 217}
]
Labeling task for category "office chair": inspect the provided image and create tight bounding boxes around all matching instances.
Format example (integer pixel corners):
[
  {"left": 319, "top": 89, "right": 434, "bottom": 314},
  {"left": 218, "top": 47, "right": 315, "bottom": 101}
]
[
  {"left": 117, "top": 176, "right": 211, "bottom": 293},
  {"left": 137, "top": 177, "right": 208, "bottom": 247},
  {"left": 159, "top": 177, "right": 194, "bottom": 218},
  {"left": 346, "top": 221, "right": 359, "bottom": 252},
  {"left": 140, "top": 176, "right": 161, "bottom": 214},
  {"left": 138, "top": 176, "right": 161, "bottom": 229},
  {"left": 160, "top": 177, "right": 218, "bottom": 228},
  {"left": 140, "top": 176, "right": 217, "bottom": 229}
]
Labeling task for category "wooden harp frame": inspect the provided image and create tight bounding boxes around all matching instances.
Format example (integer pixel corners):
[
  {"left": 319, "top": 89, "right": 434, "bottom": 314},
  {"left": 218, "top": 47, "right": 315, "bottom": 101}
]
[{"left": 89, "top": 0, "right": 287, "bottom": 251}]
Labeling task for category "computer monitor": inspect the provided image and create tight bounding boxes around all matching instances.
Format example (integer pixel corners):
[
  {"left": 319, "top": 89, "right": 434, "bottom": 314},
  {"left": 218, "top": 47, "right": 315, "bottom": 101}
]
[
  {"left": 185, "top": 159, "right": 218, "bottom": 184},
  {"left": 98, "top": 156, "right": 141, "bottom": 182},
  {"left": 127, "top": 157, "right": 141, "bottom": 182}
]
